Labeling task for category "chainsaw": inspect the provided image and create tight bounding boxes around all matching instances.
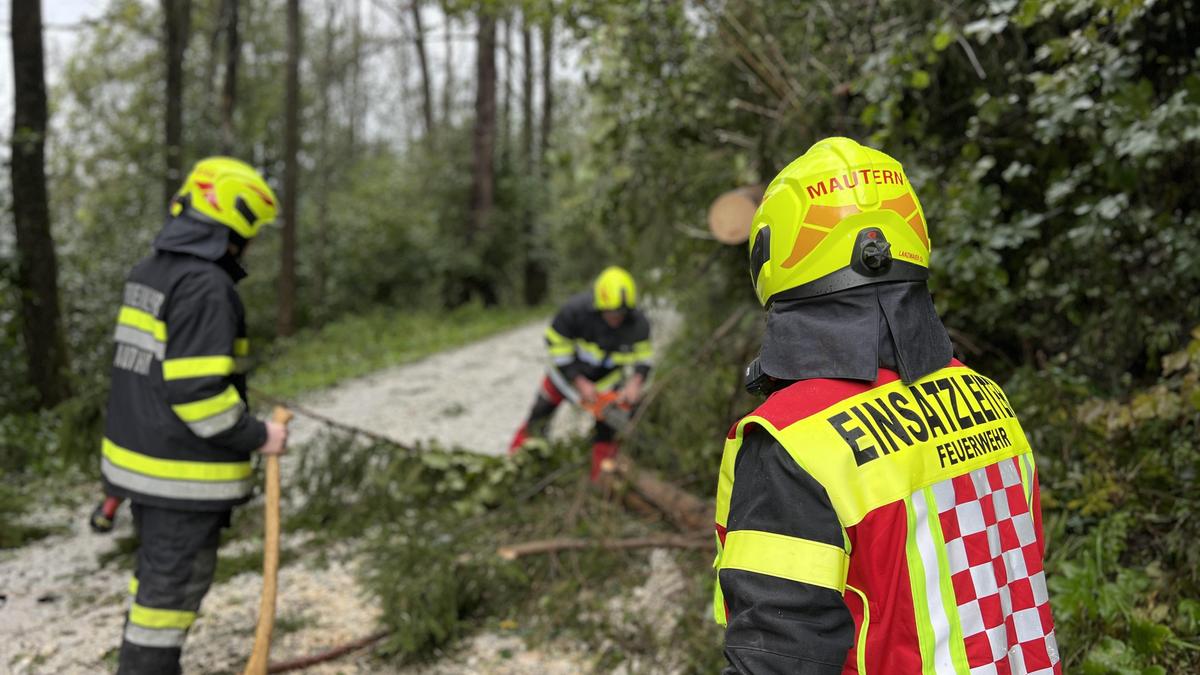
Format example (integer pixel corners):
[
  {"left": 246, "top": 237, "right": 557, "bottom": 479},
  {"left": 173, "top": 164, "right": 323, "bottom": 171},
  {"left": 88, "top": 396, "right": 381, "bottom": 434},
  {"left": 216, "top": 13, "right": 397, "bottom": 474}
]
[{"left": 581, "top": 390, "right": 634, "bottom": 432}]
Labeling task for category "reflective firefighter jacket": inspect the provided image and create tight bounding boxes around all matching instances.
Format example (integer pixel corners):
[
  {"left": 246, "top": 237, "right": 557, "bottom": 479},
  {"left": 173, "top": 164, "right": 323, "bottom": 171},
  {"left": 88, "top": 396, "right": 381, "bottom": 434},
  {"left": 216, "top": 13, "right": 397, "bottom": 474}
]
[
  {"left": 543, "top": 291, "right": 653, "bottom": 391},
  {"left": 713, "top": 360, "right": 1060, "bottom": 675},
  {"left": 101, "top": 246, "right": 266, "bottom": 511}
]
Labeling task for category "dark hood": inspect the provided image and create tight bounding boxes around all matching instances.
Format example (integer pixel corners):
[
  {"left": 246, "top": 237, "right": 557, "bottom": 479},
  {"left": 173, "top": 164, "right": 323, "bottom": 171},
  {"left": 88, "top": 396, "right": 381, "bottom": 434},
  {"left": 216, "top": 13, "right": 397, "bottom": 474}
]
[
  {"left": 758, "top": 281, "right": 953, "bottom": 384},
  {"left": 153, "top": 213, "right": 248, "bottom": 281}
]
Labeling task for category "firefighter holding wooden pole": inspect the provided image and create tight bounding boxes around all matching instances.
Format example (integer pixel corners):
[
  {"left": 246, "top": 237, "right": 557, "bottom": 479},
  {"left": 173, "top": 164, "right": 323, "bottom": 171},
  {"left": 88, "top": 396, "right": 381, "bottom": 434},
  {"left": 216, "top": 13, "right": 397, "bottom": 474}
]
[{"left": 99, "top": 158, "right": 289, "bottom": 674}]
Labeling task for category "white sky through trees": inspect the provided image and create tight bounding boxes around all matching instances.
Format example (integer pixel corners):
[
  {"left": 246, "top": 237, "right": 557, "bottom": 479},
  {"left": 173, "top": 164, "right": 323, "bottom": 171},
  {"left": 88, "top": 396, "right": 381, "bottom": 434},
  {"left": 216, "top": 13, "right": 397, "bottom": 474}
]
[{"left": 1, "top": 0, "right": 108, "bottom": 131}]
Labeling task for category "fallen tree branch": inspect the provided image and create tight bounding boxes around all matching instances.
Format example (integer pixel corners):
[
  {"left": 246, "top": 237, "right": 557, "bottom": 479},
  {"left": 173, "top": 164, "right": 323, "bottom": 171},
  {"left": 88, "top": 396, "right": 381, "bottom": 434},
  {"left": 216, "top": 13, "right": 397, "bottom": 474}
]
[
  {"left": 600, "top": 455, "right": 716, "bottom": 531},
  {"left": 497, "top": 533, "right": 710, "bottom": 561},
  {"left": 267, "top": 630, "right": 390, "bottom": 673}
]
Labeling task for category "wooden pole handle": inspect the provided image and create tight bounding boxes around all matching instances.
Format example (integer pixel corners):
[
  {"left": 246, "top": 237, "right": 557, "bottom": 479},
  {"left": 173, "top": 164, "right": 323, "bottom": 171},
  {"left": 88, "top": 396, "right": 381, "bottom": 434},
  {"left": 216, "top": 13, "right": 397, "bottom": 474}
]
[{"left": 244, "top": 406, "right": 291, "bottom": 675}]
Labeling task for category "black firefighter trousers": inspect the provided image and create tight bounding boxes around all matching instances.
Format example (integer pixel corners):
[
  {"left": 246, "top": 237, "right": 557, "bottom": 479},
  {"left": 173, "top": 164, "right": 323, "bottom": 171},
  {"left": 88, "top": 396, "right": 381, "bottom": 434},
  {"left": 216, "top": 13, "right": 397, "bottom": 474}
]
[{"left": 117, "top": 503, "right": 230, "bottom": 675}]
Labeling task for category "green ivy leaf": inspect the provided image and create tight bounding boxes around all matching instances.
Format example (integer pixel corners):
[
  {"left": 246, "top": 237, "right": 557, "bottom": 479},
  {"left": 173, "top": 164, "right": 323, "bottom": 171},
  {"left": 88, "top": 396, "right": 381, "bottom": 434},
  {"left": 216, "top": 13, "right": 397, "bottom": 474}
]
[{"left": 933, "top": 29, "right": 954, "bottom": 52}]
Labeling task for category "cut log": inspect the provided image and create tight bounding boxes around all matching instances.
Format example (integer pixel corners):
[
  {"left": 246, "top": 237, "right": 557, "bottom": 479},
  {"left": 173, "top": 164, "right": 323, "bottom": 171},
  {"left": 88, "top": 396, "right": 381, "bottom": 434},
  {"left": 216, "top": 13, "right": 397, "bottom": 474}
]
[
  {"left": 497, "top": 533, "right": 710, "bottom": 560},
  {"left": 600, "top": 455, "right": 714, "bottom": 531},
  {"left": 707, "top": 185, "right": 764, "bottom": 245}
]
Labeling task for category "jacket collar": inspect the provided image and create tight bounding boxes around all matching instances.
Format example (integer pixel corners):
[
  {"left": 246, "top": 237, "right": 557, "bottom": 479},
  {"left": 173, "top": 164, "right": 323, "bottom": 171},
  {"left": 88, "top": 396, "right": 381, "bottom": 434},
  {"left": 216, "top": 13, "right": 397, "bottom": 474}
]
[{"left": 153, "top": 213, "right": 248, "bottom": 281}]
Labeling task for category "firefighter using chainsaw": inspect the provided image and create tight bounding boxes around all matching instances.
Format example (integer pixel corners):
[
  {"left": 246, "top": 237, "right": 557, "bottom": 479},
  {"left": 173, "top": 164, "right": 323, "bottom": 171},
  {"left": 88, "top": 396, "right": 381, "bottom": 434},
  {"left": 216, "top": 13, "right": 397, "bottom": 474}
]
[
  {"left": 508, "top": 266, "right": 653, "bottom": 481},
  {"left": 100, "top": 157, "right": 288, "bottom": 675},
  {"left": 713, "top": 138, "right": 1060, "bottom": 674}
]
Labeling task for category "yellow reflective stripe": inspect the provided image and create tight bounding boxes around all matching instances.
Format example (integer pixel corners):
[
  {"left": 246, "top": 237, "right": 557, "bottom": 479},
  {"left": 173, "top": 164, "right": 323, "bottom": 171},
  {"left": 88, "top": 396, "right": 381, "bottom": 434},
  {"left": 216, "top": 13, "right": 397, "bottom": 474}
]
[
  {"left": 171, "top": 385, "right": 241, "bottom": 422},
  {"left": 846, "top": 584, "right": 871, "bottom": 674},
  {"left": 129, "top": 603, "right": 196, "bottom": 630},
  {"left": 576, "top": 340, "right": 606, "bottom": 360},
  {"left": 102, "top": 437, "right": 252, "bottom": 481},
  {"left": 129, "top": 576, "right": 139, "bottom": 596},
  {"left": 162, "top": 356, "right": 235, "bottom": 380},
  {"left": 117, "top": 306, "right": 167, "bottom": 342},
  {"left": 718, "top": 529, "right": 848, "bottom": 593},
  {"left": 903, "top": 496, "right": 939, "bottom": 675},
  {"left": 712, "top": 533, "right": 726, "bottom": 625},
  {"left": 544, "top": 325, "right": 571, "bottom": 346},
  {"left": 632, "top": 340, "right": 653, "bottom": 359},
  {"left": 234, "top": 338, "right": 249, "bottom": 357},
  {"left": 1018, "top": 452, "right": 1035, "bottom": 508},
  {"left": 594, "top": 369, "right": 625, "bottom": 392},
  {"left": 545, "top": 327, "right": 576, "bottom": 357},
  {"left": 610, "top": 351, "right": 643, "bottom": 365}
]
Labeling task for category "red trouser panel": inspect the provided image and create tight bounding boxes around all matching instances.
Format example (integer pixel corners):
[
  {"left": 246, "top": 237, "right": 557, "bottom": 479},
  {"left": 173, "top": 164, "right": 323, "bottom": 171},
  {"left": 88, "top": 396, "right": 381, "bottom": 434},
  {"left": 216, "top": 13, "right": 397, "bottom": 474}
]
[
  {"left": 541, "top": 376, "right": 566, "bottom": 404},
  {"left": 508, "top": 377, "right": 567, "bottom": 455},
  {"left": 507, "top": 423, "right": 529, "bottom": 456},
  {"left": 842, "top": 500, "right": 923, "bottom": 674}
]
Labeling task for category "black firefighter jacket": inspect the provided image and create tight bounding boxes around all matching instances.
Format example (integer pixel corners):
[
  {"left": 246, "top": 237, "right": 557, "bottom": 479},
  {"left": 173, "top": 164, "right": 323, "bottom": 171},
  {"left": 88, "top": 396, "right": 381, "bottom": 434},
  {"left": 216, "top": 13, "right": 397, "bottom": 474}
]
[{"left": 101, "top": 215, "right": 266, "bottom": 511}]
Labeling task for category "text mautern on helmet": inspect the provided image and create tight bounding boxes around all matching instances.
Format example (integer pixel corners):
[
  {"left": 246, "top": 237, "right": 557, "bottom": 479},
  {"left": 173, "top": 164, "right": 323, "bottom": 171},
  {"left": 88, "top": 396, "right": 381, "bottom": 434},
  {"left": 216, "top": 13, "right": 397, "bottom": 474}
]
[{"left": 748, "top": 137, "right": 931, "bottom": 307}]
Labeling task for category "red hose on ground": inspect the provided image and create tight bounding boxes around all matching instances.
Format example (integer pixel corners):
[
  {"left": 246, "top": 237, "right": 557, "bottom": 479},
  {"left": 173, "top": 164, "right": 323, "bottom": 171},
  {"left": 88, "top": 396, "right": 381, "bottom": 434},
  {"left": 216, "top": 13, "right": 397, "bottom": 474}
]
[{"left": 267, "top": 631, "right": 390, "bottom": 673}]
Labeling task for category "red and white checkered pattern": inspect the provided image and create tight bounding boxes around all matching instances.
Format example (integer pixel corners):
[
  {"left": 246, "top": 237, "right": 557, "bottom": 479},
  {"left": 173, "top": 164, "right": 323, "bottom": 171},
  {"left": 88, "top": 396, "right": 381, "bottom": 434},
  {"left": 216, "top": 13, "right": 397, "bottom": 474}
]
[{"left": 930, "top": 458, "right": 1060, "bottom": 675}]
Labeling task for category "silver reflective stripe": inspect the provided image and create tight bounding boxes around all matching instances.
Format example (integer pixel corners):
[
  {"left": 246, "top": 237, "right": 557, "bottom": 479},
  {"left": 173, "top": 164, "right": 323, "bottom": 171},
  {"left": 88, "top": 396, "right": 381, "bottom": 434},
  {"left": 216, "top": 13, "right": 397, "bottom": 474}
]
[
  {"left": 186, "top": 402, "right": 245, "bottom": 438},
  {"left": 546, "top": 367, "right": 581, "bottom": 405},
  {"left": 124, "top": 623, "right": 187, "bottom": 648},
  {"left": 102, "top": 457, "right": 252, "bottom": 501},
  {"left": 576, "top": 349, "right": 606, "bottom": 366},
  {"left": 114, "top": 325, "right": 166, "bottom": 360},
  {"left": 123, "top": 282, "right": 165, "bottom": 316}
]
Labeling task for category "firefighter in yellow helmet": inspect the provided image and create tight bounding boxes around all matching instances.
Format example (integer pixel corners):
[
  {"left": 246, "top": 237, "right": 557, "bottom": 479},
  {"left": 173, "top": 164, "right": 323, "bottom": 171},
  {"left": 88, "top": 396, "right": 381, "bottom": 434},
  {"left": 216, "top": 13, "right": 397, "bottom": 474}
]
[
  {"left": 100, "top": 157, "right": 288, "bottom": 674},
  {"left": 713, "top": 138, "right": 1060, "bottom": 674},
  {"left": 507, "top": 266, "right": 654, "bottom": 481}
]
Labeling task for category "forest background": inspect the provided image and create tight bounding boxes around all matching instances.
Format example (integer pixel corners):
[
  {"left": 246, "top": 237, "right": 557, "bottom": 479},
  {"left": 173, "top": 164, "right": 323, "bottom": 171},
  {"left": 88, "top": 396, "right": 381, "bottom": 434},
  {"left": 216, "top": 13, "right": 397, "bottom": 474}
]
[{"left": 2, "top": 0, "right": 1199, "bottom": 672}]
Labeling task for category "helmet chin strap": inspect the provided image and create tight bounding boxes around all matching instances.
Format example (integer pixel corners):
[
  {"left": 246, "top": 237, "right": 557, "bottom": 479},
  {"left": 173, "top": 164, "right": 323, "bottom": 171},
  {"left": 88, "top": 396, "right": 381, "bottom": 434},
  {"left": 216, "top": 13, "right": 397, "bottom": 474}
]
[{"left": 226, "top": 230, "right": 249, "bottom": 259}]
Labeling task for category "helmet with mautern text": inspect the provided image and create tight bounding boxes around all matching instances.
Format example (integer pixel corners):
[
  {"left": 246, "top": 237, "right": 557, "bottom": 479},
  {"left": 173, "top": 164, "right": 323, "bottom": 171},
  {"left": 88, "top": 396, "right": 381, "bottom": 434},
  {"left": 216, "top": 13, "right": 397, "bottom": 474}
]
[
  {"left": 748, "top": 137, "right": 931, "bottom": 306},
  {"left": 593, "top": 266, "right": 638, "bottom": 310},
  {"left": 170, "top": 157, "right": 279, "bottom": 239}
]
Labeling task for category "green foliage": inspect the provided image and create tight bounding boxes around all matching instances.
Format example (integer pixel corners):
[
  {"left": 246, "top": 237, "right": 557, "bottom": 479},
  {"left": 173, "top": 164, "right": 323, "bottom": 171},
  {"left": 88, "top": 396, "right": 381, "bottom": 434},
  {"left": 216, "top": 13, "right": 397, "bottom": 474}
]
[
  {"left": 289, "top": 429, "right": 711, "bottom": 664},
  {"left": 855, "top": 0, "right": 1200, "bottom": 384},
  {"left": 1008, "top": 327, "right": 1200, "bottom": 671},
  {"left": 0, "top": 389, "right": 105, "bottom": 476},
  {"left": 0, "top": 481, "right": 56, "bottom": 549}
]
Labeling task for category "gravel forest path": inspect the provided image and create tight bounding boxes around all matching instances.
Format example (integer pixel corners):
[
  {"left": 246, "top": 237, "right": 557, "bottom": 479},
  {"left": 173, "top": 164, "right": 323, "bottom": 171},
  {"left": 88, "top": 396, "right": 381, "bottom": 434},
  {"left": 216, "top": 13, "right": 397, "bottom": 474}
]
[{"left": 0, "top": 313, "right": 686, "bottom": 674}]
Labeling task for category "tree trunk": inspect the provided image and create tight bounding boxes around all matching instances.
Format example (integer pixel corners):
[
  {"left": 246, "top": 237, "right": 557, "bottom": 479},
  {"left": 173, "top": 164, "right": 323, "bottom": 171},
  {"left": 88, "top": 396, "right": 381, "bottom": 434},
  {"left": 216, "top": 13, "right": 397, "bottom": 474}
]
[
  {"left": 10, "top": 0, "right": 71, "bottom": 408},
  {"left": 539, "top": 14, "right": 553, "bottom": 165},
  {"left": 520, "top": 13, "right": 545, "bottom": 305},
  {"left": 520, "top": 21, "right": 533, "bottom": 167},
  {"left": 465, "top": 8, "right": 497, "bottom": 305},
  {"left": 162, "top": 0, "right": 192, "bottom": 203},
  {"left": 440, "top": 1, "right": 453, "bottom": 126},
  {"left": 468, "top": 10, "right": 496, "bottom": 243},
  {"left": 314, "top": 1, "right": 336, "bottom": 315},
  {"left": 347, "top": 0, "right": 362, "bottom": 152},
  {"left": 499, "top": 13, "right": 512, "bottom": 164},
  {"left": 598, "top": 455, "right": 715, "bottom": 532},
  {"left": 219, "top": 0, "right": 239, "bottom": 154},
  {"left": 409, "top": 0, "right": 434, "bottom": 138},
  {"left": 277, "top": 0, "right": 301, "bottom": 337}
]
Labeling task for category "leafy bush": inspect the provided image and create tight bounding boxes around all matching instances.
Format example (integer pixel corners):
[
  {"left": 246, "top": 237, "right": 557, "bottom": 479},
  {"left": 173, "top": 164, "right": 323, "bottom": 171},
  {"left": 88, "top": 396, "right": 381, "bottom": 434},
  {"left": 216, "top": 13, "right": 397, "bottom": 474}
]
[{"left": 1010, "top": 328, "right": 1200, "bottom": 672}]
